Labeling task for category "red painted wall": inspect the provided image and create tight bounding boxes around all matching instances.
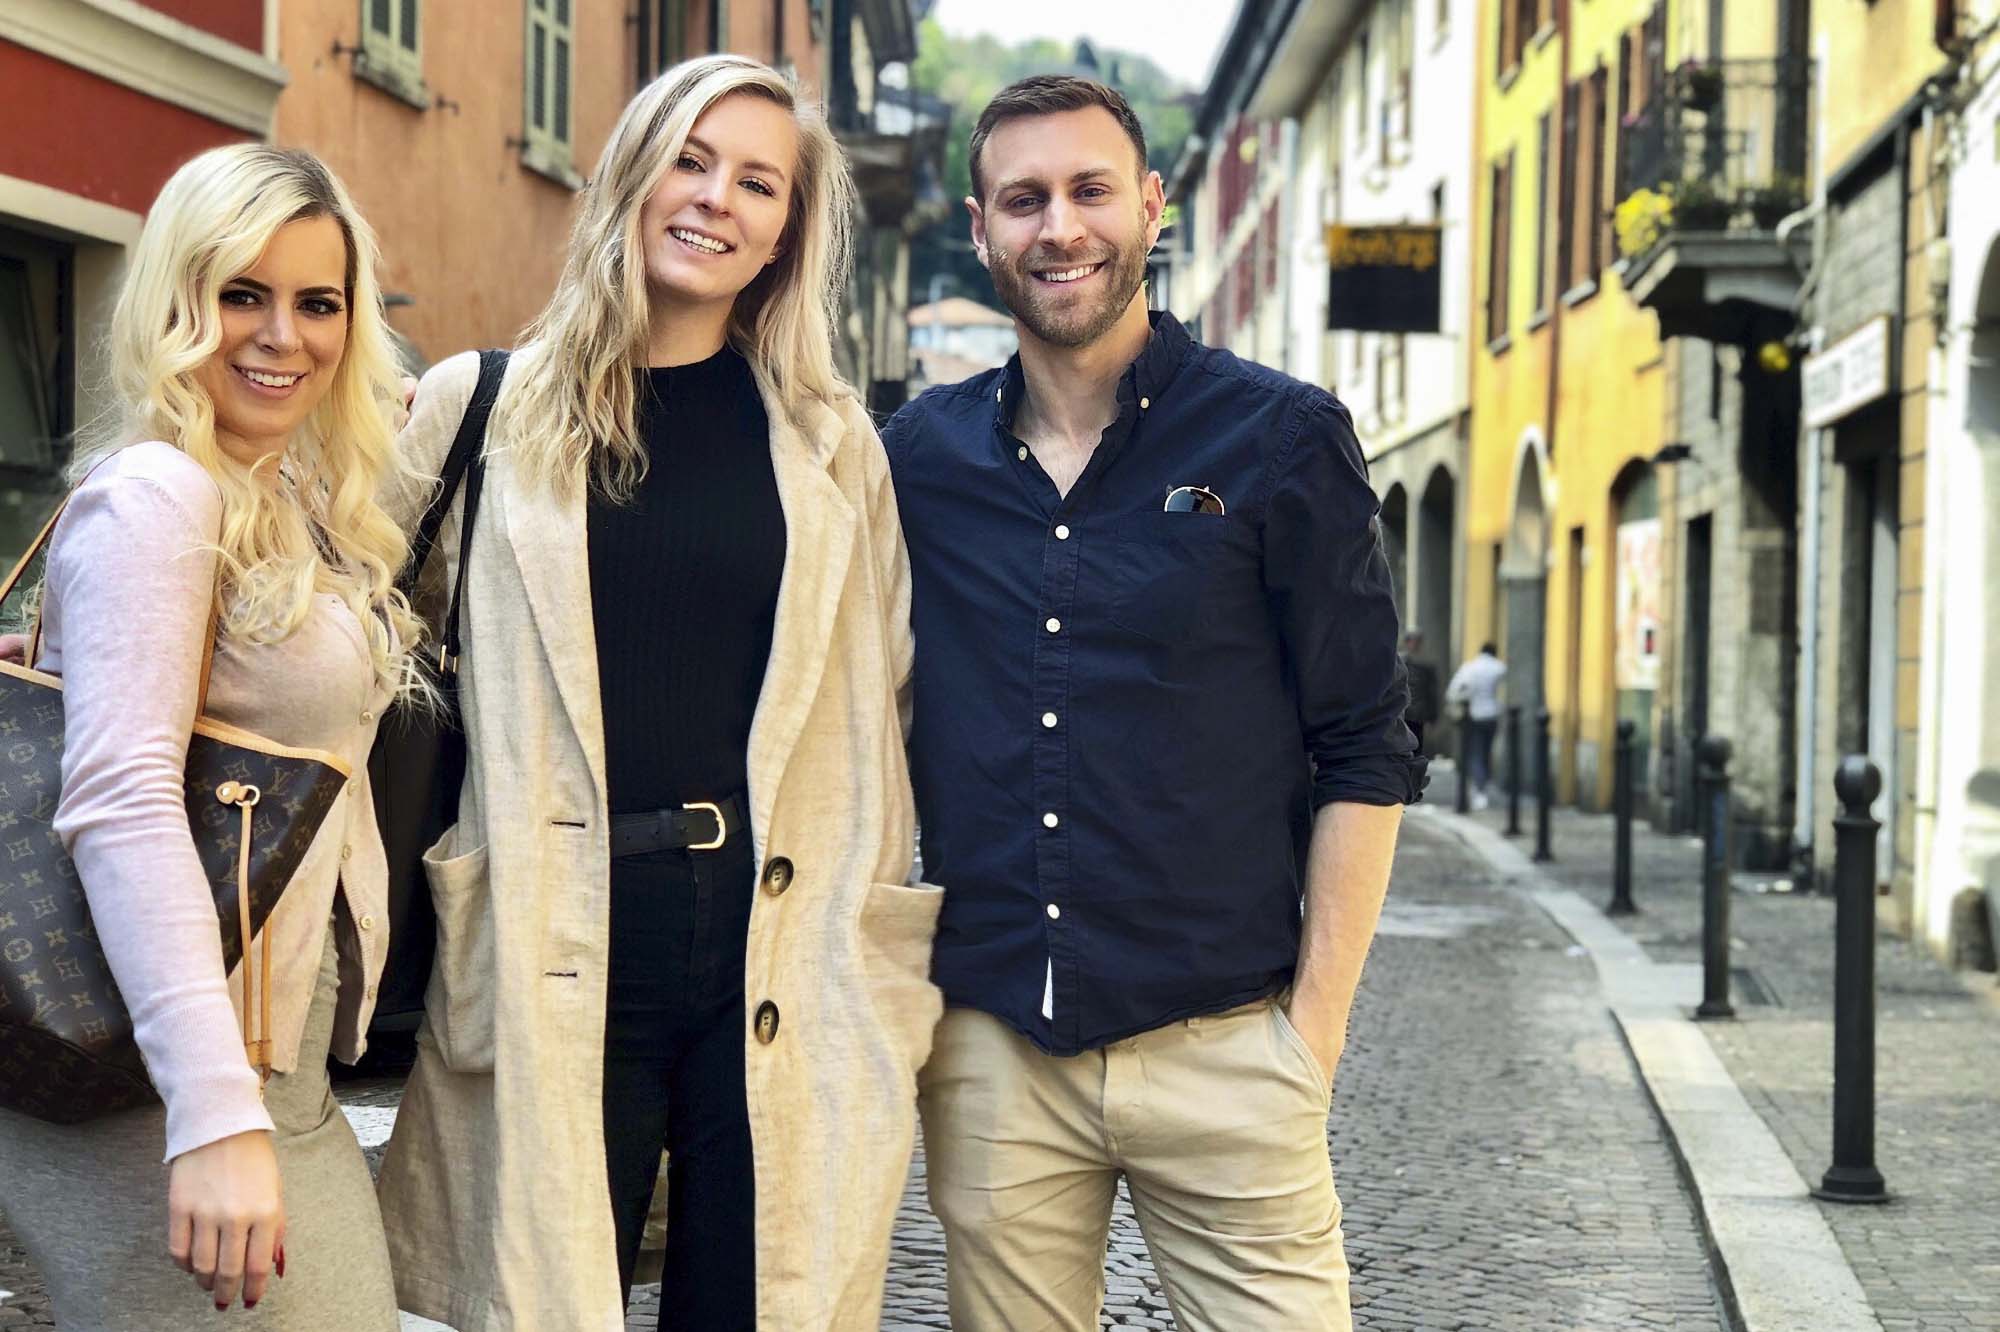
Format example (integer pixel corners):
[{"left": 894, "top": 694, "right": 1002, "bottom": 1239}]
[
  {"left": 0, "top": 41, "right": 249, "bottom": 216},
  {"left": 140, "top": 0, "right": 264, "bottom": 53}
]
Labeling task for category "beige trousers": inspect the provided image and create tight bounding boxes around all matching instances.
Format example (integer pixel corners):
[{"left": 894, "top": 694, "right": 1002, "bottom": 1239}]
[{"left": 917, "top": 999, "right": 1351, "bottom": 1332}]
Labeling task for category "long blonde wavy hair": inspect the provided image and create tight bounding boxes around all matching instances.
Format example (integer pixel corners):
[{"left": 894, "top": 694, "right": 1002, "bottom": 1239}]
[
  {"left": 71, "top": 144, "right": 423, "bottom": 695},
  {"left": 500, "top": 54, "right": 858, "bottom": 500}
]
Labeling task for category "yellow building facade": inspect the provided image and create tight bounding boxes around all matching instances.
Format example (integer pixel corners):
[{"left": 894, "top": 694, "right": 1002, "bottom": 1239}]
[{"left": 1467, "top": 0, "right": 1670, "bottom": 808}]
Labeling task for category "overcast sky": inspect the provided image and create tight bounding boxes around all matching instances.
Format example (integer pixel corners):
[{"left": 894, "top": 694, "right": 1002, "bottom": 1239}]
[{"left": 927, "top": 0, "right": 1235, "bottom": 90}]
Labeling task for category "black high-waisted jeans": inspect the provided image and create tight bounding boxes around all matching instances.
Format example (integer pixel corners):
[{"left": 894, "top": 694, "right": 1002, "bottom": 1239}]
[{"left": 602, "top": 828, "right": 757, "bottom": 1331}]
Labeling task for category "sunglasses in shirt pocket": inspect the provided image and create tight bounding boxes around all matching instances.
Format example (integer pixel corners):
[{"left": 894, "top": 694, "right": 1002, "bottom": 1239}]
[{"left": 1108, "top": 510, "right": 1242, "bottom": 646}]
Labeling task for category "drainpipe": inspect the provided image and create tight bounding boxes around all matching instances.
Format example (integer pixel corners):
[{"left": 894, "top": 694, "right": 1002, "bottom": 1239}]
[{"left": 1793, "top": 32, "right": 1832, "bottom": 878}]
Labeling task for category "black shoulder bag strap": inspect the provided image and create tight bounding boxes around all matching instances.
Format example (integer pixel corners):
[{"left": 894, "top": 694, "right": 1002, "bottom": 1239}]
[{"left": 402, "top": 348, "right": 508, "bottom": 672}]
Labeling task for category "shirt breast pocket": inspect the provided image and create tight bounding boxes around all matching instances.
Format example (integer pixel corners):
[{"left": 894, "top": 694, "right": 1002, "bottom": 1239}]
[{"left": 1108, "top": 512, "right": 1243, "bottom": 646}]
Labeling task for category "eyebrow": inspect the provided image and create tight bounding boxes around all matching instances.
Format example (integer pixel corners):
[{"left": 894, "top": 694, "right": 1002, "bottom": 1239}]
[
  {"left": 992, "top": 166, "right": 1122, "bottom": 196},
  {"left": 226, "top": 277, "right": 346, "bottom": 300},
  {"left": 684, "top": 134, "right": 791, "bottom": 183}
]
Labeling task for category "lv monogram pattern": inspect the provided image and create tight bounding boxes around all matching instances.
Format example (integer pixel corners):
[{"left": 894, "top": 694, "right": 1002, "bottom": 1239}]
[{"left": 0, "top": 668, "right": 347, "bottom": 1124}]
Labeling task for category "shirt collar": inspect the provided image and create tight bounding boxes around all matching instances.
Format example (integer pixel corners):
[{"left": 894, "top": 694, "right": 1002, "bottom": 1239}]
[{"left": 992, "top": 309, "right": 1194, "bottom": 435}]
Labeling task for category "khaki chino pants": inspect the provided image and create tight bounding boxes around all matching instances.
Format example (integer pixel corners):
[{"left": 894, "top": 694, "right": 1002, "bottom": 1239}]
[{"left": 917, "top": 999, "right": 1351, "bottom": 1332}]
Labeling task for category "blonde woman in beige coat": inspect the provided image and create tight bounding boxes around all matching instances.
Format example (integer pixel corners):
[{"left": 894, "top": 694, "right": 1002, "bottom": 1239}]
[{"left": 371, "top": 56, "right": 942, "bottom": 1332}]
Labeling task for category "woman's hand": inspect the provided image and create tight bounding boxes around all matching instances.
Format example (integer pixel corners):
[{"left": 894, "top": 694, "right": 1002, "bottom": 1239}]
[
  {"left": 166, "top": 1129, "right": 285, "bottom": 1311},
  {"left": 0, "top": 633, "right": 25, "bottom": 664}
]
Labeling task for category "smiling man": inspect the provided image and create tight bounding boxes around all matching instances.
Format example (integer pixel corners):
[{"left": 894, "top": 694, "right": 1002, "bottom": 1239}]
[{"left": 880, "top": 76, "right": 1427, "bottom": 1331}]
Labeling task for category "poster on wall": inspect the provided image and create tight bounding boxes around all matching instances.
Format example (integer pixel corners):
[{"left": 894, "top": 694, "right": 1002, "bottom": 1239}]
[{"left": 1615, "top": 518, "right": 1662, "bottom": 693}]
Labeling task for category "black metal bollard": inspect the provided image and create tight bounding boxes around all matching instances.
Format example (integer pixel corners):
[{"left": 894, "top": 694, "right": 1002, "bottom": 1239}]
[
  {"left": 1814, "top": 757, "right": 1890, "bottom": 1203},
  {"left": 1533, "top": 708, "right": 1554, "bottom": 863},
  {"left": 1695, "top": 735, "right": 1735, "bottom": 1019},
  {"left": 1455, "top": 702, "right": 1473, "bottom": 815},
  {"left": 1505, "top": 704, "right": 1524, "bottom": 837},
  {"left": 1608, "top": 719, "right": 1638, "bottom": 916}
]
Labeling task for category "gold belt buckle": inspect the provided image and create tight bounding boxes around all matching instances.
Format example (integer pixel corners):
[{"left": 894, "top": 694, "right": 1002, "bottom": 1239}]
[{"left": 682, "top": 800, "right": 727, "bottom": 851}]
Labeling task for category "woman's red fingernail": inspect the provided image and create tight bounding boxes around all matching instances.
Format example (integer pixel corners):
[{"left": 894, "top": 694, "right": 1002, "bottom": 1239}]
[
  {"left": 275, "top": 1244, "right": 285, "bottom": 1279},
  {"left": 245, "top": 1297, "right": 258, "bottom": 1309}
]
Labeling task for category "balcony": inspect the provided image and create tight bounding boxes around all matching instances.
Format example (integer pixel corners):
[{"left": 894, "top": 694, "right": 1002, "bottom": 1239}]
[{"left": 1615, "top": 56, "right": 1813, "bottom": 345}]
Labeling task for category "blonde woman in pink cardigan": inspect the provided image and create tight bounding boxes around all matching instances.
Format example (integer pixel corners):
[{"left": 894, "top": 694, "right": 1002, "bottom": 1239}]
[{"left": 0, "top": 145, "right": 422, "bottom": 1329}]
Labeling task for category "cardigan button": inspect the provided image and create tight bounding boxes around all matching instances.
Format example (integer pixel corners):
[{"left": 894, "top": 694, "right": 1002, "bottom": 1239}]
[
  {"left": 762, "top": 857, "right": 794, "bottom": 895},
  {"left": 754, "top": 1000, "right": 781, "bottom": 1045}
]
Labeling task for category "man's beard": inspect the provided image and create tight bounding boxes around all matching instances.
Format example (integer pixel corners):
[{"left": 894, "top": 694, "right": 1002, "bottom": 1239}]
[{"left": 987, "top": 232, "right": 1149, "bottom": 349}]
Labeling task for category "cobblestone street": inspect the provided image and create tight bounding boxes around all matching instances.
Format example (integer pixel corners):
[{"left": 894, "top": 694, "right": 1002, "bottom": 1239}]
[{"left": 3, "top": 814, "right": 1735, "bottom": 1329}]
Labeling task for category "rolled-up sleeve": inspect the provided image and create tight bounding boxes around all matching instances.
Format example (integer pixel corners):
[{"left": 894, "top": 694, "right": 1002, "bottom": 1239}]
[{"left": 1261, "top": 391, "right": 1427, "bottom": 808}]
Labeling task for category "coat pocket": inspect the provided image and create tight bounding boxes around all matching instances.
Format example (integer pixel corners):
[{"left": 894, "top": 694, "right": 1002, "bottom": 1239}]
[
  {"left": 421, "top": 830, "right": 496, "bottom": 1073},
  {"left": 858, "top": 880, "right": 945, "bottom": 1079}
]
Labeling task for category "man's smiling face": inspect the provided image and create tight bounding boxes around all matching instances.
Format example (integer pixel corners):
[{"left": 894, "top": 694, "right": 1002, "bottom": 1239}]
[{"left": 970, "top": 106, "right": 1164, "bottom": 350}]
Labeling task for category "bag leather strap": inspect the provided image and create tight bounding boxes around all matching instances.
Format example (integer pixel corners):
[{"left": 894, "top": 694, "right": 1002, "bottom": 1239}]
[{"left": 401, "top": 349, "right": 509, "bottom": 673}]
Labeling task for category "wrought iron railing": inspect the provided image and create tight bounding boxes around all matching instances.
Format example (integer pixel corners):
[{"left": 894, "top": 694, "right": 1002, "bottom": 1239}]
[{"left": 1617, "top": 56, "right": 1813, "bottom": 255}]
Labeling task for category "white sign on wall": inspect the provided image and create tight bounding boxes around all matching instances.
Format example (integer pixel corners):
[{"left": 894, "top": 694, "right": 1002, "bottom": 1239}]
[{"left": 1802, "top": 314, "right": 1893, "bottom": 429}]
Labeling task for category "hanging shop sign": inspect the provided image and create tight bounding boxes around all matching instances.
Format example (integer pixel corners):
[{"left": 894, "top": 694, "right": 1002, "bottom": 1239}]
[
  {"left": 1326, "top": 223, "right": 1442, "bottom": 334},
  {"left": 1801, "top": 314, "right": 1893, "bottom": 429}
]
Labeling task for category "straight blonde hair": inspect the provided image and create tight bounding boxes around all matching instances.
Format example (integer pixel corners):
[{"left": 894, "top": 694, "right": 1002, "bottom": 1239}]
[
  {"left": 500, "top": 54, "right": 858, "bottom": 500},
  {"left": 72, "top": 143, "right": 423, "bottom": 695}
]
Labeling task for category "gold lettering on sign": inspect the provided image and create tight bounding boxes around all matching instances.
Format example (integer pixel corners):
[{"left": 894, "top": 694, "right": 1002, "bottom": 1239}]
[{"left": 1325, "top": 225, "right": 1442, "bottom": 271}]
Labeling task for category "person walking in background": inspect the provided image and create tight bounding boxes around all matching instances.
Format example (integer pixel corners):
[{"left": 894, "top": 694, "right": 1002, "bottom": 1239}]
[
  {"left": 373, "top": 55, "right": 941, "bottom": 1332},
  {"left": 1399, "top": 628, "right": 1442, "bottom": 752},
  {"left": 884, "top": 75, "right": 1424, "bottom": 1332},
  {"left": 0, "top": 144, "right": 419, "bottom": 1330},
  {"left": 1445, "top": 643, "right": 1508, "bottom": 809}
]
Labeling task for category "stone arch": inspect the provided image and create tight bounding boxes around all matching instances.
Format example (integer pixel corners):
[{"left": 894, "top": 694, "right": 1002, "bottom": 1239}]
[
  {"left": 1380, "top": 481, "right": 1410, "bottom": 624},
  {"left": 1501, "top": 432, "right": 1550, "bottom": 784},
  {"left": 1416, "top": 463, "right": 1458, "bottom": 671}
]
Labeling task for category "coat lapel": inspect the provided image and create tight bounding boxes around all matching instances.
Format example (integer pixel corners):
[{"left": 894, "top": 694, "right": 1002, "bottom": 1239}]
[
  {"left": 494, "top": 450, "right": 609, "bottom": 801},
  {"left": 745, "top": 380, "right": 856, "bottom": 846}
]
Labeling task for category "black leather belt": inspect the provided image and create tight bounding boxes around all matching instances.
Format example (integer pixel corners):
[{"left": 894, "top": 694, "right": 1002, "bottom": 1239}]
[{"left": 609, "top": 794, "right": 748, "bottom": 858}]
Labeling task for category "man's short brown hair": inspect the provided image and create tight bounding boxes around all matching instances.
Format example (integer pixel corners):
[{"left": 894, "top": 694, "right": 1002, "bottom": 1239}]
[{"left": 967, "top": 75, "right": 1150, "bottom": 205}]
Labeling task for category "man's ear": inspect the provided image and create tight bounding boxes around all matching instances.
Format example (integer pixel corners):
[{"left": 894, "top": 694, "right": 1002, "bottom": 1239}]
[
  {"left": 966, "top": 195, "right": 992, "bottom": 269},
  {"left": 1141, "top": 169, "right": 1167, "bottom": 252}
]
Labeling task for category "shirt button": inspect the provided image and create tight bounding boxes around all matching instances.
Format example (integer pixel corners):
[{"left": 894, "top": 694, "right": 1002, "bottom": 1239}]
[
  {"left": 1140, "top": 396, "right": 1151, "bottom": 409},
  {"left": 1017, "top": 445, "right": 1029, "bottom": 461},
  {"left": 365, "top": 984, "right": 378, "bottom": 1000},
  {"left": 1046, "top": 903, "right": 1061, "bottom": 920},
  {"left": 755, "top": 1000, "right": 781, "bottom": 1044},
  {"left": 1045, "top": 617, "right": 1061, "bottom": 633},
  {"left": 1042, "top": 812, "right": 1059, "bottom": 829},
  {"left": 340, "top": 844, "right": 353, "bottom": 861},
  {"left": 1054, "top": 524, "right": 1071, "bottom": 540},
  {"left": 359, "top": 914, "right": 376, "bottom": 930},
  {"left": 360, "top": 710, "right": 374, "bottom": 723},
  {"left": 1041, "top": 712, "right": 1058, "bottom": 728}
]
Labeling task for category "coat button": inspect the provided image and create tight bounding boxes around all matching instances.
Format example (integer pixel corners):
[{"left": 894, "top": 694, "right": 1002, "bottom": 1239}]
[
  {"left": 340, "top": 844, "right": 353, "bottom": 861},
  {"left": 360, "top": 710, "right": 374, "bottom": 723},
  {"left": 762, "top": 856, "right": 794, "bottom": 895},
  {"left": 754, "top": 1000, "right": 781, "bottom": 1044}
]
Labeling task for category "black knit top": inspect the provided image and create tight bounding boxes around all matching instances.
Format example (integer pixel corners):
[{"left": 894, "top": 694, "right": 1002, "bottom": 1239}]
[{"left": 588, "top": 345, "right": 785, "bottom": 815}]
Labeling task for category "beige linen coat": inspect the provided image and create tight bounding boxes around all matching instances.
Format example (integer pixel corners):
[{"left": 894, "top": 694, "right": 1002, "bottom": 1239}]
[{"left": 373, "top": 351, "right": 943, "bottom": 1331}]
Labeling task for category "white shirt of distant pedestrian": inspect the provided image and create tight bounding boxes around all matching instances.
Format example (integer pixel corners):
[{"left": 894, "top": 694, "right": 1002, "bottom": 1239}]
[{"left": 1447, "top": 653, "right": 1508, "bottom": 721}]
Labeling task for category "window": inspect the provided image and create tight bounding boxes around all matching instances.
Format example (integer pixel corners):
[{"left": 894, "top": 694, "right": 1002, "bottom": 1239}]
[
  {"left": 636, "top": 0, "right": 688, "bottom": 88},
  {"left": 0, "top": 225, "right": 74, "bottom": 566},
  {"left": 1534, "top": 111, "right": 1552, "bottom": 314},
  {"left": 1589, "top": 64, "right": 1611, "bottom": 276},
  {"left": 358, "top": 0, "right": 426, "bottom": 105},
  {"left": 1558, "top": 69, "right": 1606, "bottom": 292},
  {"left": 524, "top": 0, "right": 577, "bottom": 180},
  {"left": 1486, "top": 151, "right": 1514, "bottom": 345},
  {"left": 1497, "top": 0, "right": 1542, "bottom": 77}
]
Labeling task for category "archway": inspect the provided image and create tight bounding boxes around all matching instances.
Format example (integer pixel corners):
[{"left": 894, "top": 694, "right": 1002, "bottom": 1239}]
[
  {"left": 1380, "top": 482, "right": 1410, "bottom": 625},
  {"left": 1611, "top": 461, "right": 1662, "bottom": 801},
  {"left": 1969, "top": 240, "right": 2000, "bottom": 931},
  {"left": 1417, "top": 465, "right": 1457, "bottom": 674},
  {"left": 1502, "top": 441, "right": 1550, "bottom": 795}
]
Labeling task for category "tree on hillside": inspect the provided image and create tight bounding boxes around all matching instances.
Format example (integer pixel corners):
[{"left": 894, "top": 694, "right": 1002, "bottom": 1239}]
[{"left": 908, "top": 19, "right": 1195, "bottom": 306}]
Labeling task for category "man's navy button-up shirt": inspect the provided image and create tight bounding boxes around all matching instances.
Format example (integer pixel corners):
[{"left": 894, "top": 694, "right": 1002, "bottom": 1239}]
[{"left": 881, "top": 312, "right": 1426, "bottom": 1056}]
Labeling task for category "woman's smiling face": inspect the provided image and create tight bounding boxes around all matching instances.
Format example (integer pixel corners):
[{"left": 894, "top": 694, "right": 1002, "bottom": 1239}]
[
  {"left": 637, "top": 91, "right": 799, "bottom": 319},
  {"left": 192, "top": 212, "right": 350, "bottom": 463}
]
